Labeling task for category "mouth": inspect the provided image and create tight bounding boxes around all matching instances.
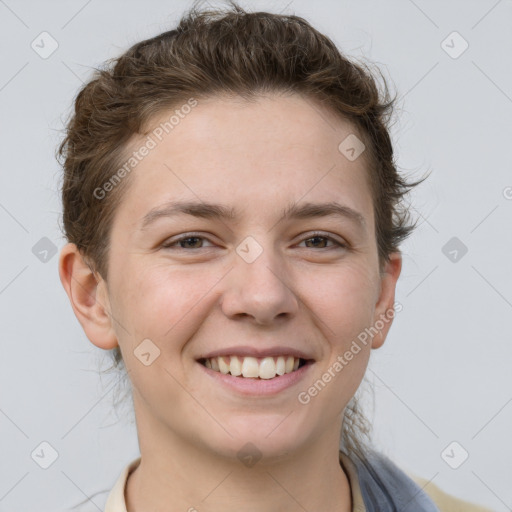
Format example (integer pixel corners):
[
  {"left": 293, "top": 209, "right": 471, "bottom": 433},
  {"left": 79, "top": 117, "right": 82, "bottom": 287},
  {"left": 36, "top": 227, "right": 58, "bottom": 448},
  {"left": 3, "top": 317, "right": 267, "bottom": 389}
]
[{"left": 197, "top": 355, "right": 312, "bottom": 380}]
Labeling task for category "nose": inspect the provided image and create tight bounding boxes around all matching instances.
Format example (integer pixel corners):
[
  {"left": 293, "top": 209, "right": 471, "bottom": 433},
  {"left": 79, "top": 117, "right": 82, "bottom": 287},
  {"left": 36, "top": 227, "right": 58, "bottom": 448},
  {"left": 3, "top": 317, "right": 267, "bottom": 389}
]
[{"left": 220, "top": 244, "right": 299, "bottom": 326}]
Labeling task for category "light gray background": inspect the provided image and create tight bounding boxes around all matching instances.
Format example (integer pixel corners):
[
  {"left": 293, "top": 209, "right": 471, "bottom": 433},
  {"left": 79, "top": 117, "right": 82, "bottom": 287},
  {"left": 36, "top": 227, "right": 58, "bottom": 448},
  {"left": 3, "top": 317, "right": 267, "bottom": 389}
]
[{"left": 1, "top": 0, "right": 511, "bottom": 510}]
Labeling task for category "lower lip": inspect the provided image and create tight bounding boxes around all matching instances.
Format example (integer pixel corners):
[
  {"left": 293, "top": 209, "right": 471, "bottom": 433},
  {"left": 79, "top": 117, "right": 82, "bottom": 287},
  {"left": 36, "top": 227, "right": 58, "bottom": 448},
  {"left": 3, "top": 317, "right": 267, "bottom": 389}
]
[{"left": 197, "top": 361, "right": 314, "bottom": 396}]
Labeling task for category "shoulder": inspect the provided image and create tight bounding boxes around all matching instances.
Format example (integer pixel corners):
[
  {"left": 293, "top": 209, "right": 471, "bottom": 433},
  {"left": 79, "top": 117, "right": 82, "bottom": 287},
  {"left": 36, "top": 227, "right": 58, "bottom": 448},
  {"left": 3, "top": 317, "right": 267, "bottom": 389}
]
[
  {"left": 348, "top": 449, "right": 491, "bottom": 511},
  {"left": 62, "top": 458, "right": 141, "bottom": 512},
  {"left": 408, "top": 474, "right": 494, "bottom": 512}
]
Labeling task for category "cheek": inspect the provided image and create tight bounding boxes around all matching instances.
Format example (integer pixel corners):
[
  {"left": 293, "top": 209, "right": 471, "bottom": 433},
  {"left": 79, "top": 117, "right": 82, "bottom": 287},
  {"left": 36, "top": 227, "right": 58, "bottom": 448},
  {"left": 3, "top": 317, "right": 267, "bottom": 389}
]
[
  {"left": 304, "top": 261, "right": 378, "bottom": 343},
  {"left": 111, "top": 264, "right": 222, "bottom": 408},
  {"left": 302, "top": 267, "right": 375, "bottom": 414},
  {"left": 119, "top": 263, "right": 223, "bottom": 344}
]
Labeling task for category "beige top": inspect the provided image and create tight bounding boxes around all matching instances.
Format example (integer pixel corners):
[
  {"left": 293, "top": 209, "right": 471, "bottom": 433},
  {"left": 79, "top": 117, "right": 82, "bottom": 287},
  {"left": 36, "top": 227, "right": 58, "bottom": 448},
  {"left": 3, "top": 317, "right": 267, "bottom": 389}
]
[{"left": 103, "top": 453, "right": 493, "bottom": 512}]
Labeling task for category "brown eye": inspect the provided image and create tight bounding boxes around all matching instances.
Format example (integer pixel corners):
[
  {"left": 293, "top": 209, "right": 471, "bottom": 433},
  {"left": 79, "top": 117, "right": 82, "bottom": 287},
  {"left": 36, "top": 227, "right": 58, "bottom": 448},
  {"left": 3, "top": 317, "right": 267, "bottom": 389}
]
[
  {"left": 177, "top": 237, "right": 204, "bottom": 249},
  {"left": 161, "top": 234, "right": 214, "bottom": 250},
  {"left": 299, "top": 233, "right": 347, "bottom": 249},
  {"left": 304, "top": 236, "right": 330, "bottom": 248}
]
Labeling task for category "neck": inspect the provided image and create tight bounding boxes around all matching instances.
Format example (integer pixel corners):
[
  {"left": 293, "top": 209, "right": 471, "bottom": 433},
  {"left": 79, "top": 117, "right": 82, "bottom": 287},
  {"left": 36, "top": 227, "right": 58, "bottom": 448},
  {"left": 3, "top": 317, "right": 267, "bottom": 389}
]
[{"left": 125, "top": 402, "right": 352, "bottom": 512}]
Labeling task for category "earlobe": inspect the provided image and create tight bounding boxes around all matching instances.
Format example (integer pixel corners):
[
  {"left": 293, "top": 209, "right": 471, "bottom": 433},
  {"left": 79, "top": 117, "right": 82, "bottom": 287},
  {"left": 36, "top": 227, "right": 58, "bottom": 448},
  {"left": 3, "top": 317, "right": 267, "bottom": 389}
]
[
  {"left": 58, "top": 243, "right": 118, "bottom": 350},
  {"left": 371, "top": 252, "right": 402, "bottom": 350}
]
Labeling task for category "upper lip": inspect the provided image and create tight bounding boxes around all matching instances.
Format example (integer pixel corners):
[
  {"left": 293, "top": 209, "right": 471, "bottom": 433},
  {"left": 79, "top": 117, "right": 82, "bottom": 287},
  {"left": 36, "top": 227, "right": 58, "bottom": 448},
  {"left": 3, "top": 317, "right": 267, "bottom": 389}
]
[{"left": 197, "top": 346, "right": 315, "bottom": 361}]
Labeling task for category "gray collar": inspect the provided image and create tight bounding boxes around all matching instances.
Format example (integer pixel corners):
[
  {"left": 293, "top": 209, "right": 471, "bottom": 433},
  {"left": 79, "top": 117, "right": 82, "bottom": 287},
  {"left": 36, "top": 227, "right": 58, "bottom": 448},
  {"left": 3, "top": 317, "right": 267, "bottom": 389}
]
[{"left": 345, "top": 449, "right": 440, "bottom": 512}]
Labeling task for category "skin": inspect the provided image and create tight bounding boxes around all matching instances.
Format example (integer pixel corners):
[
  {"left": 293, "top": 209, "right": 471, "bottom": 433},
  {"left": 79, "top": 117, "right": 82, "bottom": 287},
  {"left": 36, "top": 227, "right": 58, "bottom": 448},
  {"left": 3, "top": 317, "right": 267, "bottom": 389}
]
[{"left": 59, "top": 92, "right": 402, "bottom": 512}]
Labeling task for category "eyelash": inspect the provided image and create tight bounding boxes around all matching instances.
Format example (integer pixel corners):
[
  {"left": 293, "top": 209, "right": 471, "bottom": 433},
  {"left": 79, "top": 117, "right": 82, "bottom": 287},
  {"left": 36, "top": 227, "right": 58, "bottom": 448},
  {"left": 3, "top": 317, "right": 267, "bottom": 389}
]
[{"left": 161, "top": 232, "right": 348, "bottom": 251}]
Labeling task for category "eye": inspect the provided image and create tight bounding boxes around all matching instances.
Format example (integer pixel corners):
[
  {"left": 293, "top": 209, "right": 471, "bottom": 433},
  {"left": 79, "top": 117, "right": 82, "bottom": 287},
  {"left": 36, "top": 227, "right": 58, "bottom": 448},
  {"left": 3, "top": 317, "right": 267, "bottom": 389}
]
[
  {"left": 161, "top": 234, "right": 215, "bottom": 250},
  {"left": 297, "top": 232, "right": 347, "bottom": 250},
  {"left": 160, "top": 232, "right": 348, "bottom": 251}
]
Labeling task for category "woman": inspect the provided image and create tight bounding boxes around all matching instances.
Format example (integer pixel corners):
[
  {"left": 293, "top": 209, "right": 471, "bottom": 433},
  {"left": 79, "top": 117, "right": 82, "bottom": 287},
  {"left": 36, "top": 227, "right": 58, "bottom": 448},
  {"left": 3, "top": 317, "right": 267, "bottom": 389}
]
[{"left": 57, "top": 2, "right": 490, "bottom": 510}]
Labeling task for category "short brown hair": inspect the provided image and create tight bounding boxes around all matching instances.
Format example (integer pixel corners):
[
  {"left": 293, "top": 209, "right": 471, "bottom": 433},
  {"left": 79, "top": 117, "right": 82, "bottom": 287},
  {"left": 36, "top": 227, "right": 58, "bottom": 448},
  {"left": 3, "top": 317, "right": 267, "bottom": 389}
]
[{"left": 57, "top": 0, "right": 427, "bottom": 460}]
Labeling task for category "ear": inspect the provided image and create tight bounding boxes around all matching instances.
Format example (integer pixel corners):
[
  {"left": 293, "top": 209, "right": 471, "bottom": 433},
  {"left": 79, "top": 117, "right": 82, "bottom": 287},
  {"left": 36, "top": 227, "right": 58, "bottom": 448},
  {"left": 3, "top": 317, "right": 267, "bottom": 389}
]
[
  {"left": 370, "top": 252, "right": 402, "bottom": 350},
  {"left": 58, "top": 242, "right": 118, "bottom": 350}
]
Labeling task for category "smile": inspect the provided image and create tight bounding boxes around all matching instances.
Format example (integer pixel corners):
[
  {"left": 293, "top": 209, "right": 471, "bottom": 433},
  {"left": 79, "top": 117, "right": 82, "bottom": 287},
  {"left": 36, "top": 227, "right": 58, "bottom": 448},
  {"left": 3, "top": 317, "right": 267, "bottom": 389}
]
[{"left": 198, "top": 355, "right": 308, "bottom": 379}]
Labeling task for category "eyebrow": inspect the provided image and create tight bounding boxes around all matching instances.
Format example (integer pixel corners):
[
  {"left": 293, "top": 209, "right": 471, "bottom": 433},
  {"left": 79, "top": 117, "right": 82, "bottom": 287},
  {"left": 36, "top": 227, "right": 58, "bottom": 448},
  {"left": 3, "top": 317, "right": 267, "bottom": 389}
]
[{"left": 140, "top": 200, "right": 367, "bottom": 232}]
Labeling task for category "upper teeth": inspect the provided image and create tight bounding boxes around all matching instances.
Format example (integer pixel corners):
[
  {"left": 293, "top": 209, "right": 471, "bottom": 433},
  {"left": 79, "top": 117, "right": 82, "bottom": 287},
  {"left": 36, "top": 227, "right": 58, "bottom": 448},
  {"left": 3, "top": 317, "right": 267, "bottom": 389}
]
[{"left": 204, "top": 355, "right": 301, "bottom": 379}]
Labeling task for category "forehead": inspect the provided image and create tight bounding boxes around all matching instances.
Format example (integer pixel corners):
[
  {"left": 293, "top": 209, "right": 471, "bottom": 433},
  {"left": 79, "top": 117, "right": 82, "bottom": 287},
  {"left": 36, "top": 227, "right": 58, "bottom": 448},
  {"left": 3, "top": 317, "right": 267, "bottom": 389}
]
[
  {"left": 115, "top": 93, "right": 373, "bottom": 229},
  {"left": 144, "top": 92, "right": 363, "bottom": 161}
]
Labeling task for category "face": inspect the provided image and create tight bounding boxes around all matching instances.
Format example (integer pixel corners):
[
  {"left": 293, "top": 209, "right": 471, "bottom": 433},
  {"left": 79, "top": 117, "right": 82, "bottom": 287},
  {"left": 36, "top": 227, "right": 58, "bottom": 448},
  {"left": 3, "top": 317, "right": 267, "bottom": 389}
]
[{"left": 71, "top": 93, "right": 401, "bottom": 462}]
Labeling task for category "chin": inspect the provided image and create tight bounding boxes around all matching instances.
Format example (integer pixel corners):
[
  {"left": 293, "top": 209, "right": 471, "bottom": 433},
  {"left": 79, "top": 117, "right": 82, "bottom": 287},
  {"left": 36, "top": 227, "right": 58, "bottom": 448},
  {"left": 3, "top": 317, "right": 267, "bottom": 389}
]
[{"left": 203, "top": 413, "right": 313, "bottom": 464}]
